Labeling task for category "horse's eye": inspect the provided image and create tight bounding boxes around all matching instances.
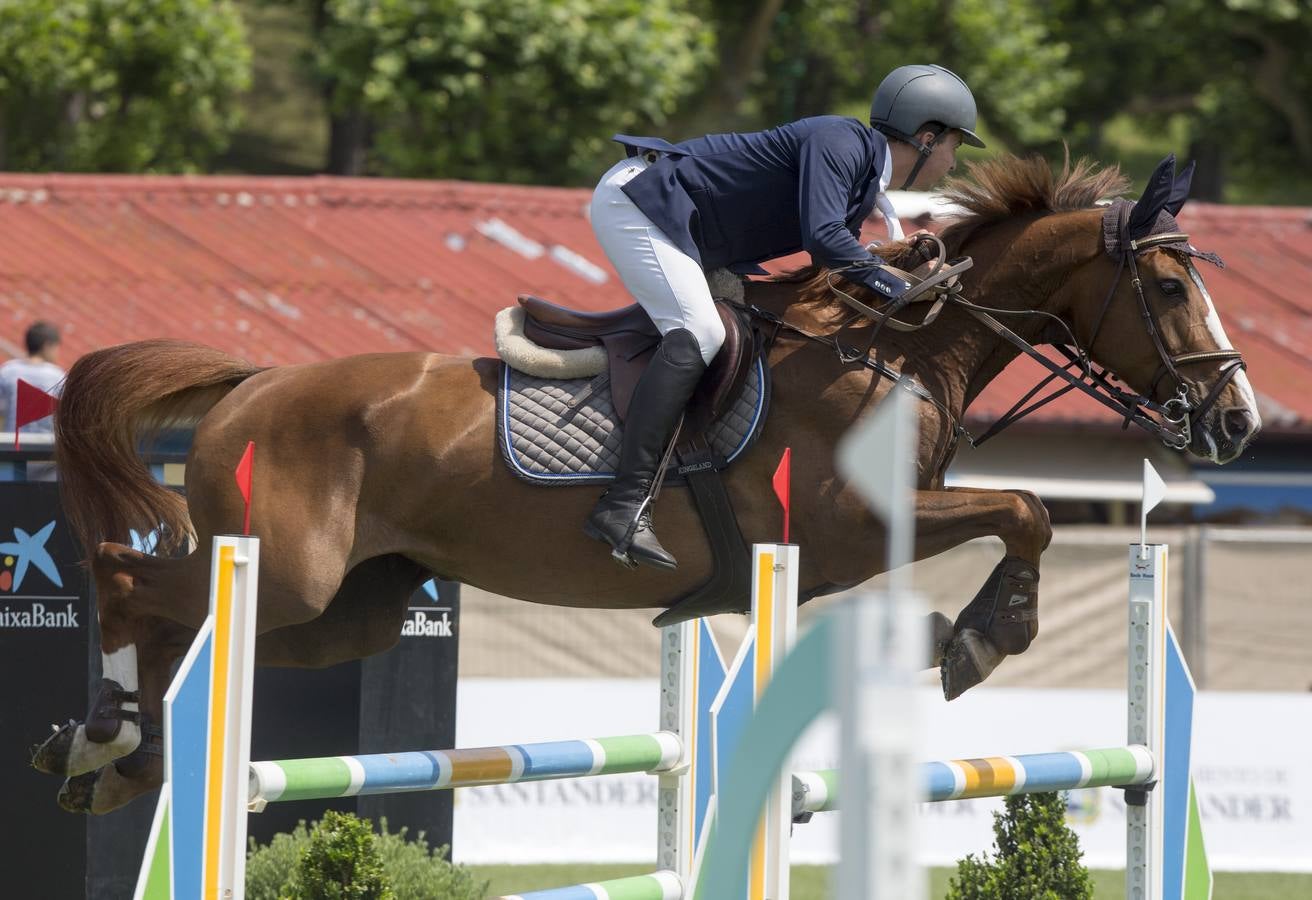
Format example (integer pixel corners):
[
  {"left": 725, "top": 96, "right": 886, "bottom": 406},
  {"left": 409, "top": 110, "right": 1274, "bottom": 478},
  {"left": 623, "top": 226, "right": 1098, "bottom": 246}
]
[{"left": 1158, "top": 279, "right": 1183, "bottom": 296}]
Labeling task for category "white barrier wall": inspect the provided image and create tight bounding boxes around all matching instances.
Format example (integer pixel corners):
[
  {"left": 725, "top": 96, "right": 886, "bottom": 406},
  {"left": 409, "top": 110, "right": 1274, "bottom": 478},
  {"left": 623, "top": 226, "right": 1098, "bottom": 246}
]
[{"left": 453, "top": 679, "right": 1312, "bottom": 873}]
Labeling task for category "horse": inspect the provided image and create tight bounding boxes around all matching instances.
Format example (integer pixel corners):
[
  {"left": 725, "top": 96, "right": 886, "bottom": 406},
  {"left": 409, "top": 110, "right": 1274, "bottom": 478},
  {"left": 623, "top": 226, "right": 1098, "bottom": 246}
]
[{"left": 32, "top": 153, "right": 1259, "bottom": 815}]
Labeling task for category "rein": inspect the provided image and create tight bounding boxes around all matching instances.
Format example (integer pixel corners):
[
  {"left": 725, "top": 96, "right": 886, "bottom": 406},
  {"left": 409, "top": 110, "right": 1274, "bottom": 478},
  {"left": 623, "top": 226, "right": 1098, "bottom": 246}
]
[{"left": 740, "top": 222, "right": 1246, "bottom": 450}]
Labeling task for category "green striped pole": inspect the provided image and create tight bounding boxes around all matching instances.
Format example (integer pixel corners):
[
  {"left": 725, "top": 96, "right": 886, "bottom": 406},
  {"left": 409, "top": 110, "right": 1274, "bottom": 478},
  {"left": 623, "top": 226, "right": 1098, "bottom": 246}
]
[
  {"left": 248, "top": 732, "right": 681, "bottom": 807},
  {"left": 792, "top": 745, "right": 1155, "bottom": 814}
]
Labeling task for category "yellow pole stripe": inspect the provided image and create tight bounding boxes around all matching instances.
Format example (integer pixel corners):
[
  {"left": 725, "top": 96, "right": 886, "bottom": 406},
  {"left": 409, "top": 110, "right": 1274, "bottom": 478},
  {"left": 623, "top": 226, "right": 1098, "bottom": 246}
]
[
  {"left": 755, "top": 550, "right": 774, "bottom": 700},
  {"left": 686, "top": 623, "right": 699, "bottom": 870},
  {"left": 203, "top": 545, "right": 235, "bottom": 897},
  {"left": 957, "top": 757, "right": 1018, "bottom": 798},
  {"left": 749, "top": 550, "right": 774, "bottom": 900}
]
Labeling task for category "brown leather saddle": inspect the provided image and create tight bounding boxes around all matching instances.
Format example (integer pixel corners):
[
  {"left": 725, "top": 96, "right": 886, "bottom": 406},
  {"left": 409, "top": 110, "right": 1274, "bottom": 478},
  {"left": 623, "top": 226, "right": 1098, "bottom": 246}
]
[
  {"left": 516, "top": 293, "right": 762, "bottom": 626},
  {"left": 518, "top": 295, "right": 756, "bottom": 432}
]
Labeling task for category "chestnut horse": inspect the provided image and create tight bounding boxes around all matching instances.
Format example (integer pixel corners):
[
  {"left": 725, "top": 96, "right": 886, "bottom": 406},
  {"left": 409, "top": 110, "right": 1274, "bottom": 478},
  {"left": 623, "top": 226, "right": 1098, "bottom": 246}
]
[{"left": 33, "top": 154, "right": 1259, "bottom": 814}]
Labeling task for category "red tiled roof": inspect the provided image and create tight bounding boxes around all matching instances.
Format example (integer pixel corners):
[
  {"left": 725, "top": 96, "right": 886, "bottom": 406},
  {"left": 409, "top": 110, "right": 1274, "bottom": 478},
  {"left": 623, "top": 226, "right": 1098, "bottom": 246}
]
[{"left": 1, "top": 173, "right": 1308, "bottom": 427}]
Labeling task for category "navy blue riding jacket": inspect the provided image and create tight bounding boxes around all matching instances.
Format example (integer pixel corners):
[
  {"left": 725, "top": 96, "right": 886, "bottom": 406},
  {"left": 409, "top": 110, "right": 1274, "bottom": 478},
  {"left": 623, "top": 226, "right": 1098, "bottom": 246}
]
[{"left": 614, "top": 115, "right": 898, "bottom": 295}]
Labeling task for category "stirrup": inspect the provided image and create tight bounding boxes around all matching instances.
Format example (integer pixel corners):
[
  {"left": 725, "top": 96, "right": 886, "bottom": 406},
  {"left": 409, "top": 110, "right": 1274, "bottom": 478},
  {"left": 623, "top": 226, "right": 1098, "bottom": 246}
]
[{"left": 610, "top": 496, "right": 653, "bottom": 569}]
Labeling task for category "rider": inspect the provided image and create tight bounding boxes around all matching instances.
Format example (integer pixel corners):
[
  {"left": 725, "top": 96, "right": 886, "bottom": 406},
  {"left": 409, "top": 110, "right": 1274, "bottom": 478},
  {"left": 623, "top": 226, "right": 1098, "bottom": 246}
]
[{"left": 586, "top": 64, "right": 984, "bottom": 569}]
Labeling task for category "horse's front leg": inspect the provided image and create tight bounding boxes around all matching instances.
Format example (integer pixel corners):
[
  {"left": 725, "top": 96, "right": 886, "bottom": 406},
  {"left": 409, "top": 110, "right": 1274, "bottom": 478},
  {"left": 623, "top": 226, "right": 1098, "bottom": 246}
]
[{"left": 913, "top": 486, "right": 1052, "bottom": 700}]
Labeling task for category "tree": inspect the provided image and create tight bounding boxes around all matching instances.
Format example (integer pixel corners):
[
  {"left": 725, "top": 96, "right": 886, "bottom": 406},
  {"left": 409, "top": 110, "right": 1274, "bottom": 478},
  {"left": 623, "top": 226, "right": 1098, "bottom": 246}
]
[
  {"left": 296, "top": 0, "right": 713, "bottom": 182},
  {"left": 1046, "top": 0, "right": 1312, "bottom": 201},
  {"left": 0, "top": 0, "right": 252, "bottom": 172},
  {"left": 667, "top": 0, "right": 1076, "bottom": 152},
  {"left": 670, "top": 0, "right": 1310, "bottom": 202}
]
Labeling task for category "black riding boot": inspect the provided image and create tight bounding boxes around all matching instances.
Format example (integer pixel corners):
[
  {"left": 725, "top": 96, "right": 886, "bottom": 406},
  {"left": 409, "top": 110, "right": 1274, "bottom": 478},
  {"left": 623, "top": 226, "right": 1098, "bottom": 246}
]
[{"left": 585, "top": 328, "right": 707, "bottom": 569}]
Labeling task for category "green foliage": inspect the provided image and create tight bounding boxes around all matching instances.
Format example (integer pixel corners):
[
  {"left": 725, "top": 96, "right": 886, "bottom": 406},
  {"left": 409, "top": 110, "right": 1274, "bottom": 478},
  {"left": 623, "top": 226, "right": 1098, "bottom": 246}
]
[
  {"left": 246, "top": 815, "right": 487, "bottom": 900},
  {"left": 945, "top": 791, "right": 1093, "bottom": 900},
  {"left": 281, "top": 810, "right": 394, "bottom": 899},
  {"left": 749, "top": 0, "right": 1076, "bottom": 148},
  {"left": 247, "top": 821, "right": 315, "bottom": 900},
  {"left": 0, "top": 0, "right": 252, "bottom": 172},
  {"left": 309, "top": 0, "right": 713, "bottom": 183},
  {"left": 5, "top": 0, "right": 1304, "bottom": 201},
  {"left": 371, "top": 820, "right": 488, "bottom": 899},
  {"left": 678, "top": 0, "right": 1311, "bottom": 201},
  {"left": 1046, "top": 0, "right": 1312, "bottom": 200}
]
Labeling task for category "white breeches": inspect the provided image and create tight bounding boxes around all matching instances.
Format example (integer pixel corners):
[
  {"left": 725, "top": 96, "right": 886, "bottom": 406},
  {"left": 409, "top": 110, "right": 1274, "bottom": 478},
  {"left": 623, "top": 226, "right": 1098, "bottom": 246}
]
[{"left": 590, "top": 156, "right": 726, "bottom": 366}]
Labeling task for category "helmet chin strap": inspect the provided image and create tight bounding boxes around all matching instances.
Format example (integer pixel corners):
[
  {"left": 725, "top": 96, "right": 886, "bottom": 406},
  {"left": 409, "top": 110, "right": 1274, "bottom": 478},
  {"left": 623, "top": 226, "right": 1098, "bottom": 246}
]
[{"left": 898, "top": 126, "right": 947, "bottom": 191}]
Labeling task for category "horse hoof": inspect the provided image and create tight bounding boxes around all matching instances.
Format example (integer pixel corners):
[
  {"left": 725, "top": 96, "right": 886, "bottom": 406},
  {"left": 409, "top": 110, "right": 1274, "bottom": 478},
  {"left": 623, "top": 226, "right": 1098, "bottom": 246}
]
[
  {"left": 31, "top": 720, "right": 79, "bottom": 776},
  {"left": 940, "top": 628, "right": 1004, "bottom": 701},
  {"left": 926, "top": 612, "right": 954, "bottom": 668},
  {"left": 31, "top": 719, "right": 140, "bottom": 778},
  {"left": 59, "top": 763, "right": 153, "bottom": 815},
  {"left": 57, "top": 771, "right": 98, "bottom": 814}
]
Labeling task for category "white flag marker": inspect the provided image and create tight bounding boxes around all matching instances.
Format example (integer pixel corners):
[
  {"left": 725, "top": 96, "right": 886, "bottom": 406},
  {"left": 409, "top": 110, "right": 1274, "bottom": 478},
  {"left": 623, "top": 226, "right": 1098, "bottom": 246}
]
[{"left": 1141, "top": 459, "right": 1167, "bottom": 557}]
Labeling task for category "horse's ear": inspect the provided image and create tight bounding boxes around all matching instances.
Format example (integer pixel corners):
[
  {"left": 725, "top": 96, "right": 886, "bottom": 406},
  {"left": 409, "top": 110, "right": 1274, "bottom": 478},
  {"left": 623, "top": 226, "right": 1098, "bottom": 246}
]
[
  {"left": 1165, "top": 159, "right": 1195, "bottom": 216},
  {"left": 1128, "top": 154, "right": 1177, "bottom": 237}
]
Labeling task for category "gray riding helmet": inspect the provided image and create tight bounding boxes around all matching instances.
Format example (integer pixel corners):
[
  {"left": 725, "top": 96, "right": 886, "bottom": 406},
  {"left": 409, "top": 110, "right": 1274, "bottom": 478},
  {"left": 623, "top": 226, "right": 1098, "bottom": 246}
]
[{"left": 870, "top": 64, "right": 985, "bottom": 148}]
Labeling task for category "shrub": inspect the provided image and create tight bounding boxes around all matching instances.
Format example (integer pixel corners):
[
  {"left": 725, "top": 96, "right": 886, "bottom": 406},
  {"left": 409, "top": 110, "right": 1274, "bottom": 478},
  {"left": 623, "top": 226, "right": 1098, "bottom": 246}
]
[
  {"left": 946, "top": 791, "right": 1094, "bottom": 900},
  {"left": 246, "top": 813, "right": 487, "bottom": 900},
  {"left": 281, "top": 810, "right": 393, "bottom": 899}
]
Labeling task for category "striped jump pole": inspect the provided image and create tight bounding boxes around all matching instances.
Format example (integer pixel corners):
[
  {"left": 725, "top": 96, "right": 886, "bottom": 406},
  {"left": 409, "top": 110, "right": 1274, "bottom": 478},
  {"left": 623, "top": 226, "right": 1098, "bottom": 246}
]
[
  {"left": 792, "top": 745, "right": 1156, "bottom": 814},
  {"left": 248, "top": 733, "right": 682, "bottom": 807}
]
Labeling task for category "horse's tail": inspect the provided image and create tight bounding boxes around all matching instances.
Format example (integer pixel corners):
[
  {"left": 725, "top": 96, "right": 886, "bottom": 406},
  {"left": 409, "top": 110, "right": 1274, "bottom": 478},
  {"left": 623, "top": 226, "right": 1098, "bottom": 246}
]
[{"left": 55, "top": 340, "right": 264, "bottom": 557}]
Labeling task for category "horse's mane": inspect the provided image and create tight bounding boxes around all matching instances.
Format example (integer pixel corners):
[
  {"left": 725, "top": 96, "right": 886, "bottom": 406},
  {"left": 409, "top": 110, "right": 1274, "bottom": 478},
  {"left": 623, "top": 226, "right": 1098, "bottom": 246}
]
[{"left": 775, "top": 153, "right": 1130, "bottom": 311}]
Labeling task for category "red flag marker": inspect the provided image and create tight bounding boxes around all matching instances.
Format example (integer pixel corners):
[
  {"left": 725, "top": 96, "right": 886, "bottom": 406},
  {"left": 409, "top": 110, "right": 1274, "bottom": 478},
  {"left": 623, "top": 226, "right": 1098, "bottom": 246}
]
[
  {"left": 772, "top": 447, "right": 792, "bottom": 544},
  {"left": 234, "top": 441, "right": 255, "bottom": 535},
  {"left": 14, "top": 379, "right": 59, "bottom": 450}
]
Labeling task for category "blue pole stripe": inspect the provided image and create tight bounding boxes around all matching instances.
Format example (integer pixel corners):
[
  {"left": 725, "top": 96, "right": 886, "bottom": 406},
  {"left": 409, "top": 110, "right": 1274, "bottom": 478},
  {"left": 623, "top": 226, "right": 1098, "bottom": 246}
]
[
  {"left": 513, "top": 741, "right": 599, "bottom": 778},
  {"left": 359, "top": 751, "right": 444, "bottom": 792},
  {"left": 923, "top": 761, "right": 957, "bottom": 799}
]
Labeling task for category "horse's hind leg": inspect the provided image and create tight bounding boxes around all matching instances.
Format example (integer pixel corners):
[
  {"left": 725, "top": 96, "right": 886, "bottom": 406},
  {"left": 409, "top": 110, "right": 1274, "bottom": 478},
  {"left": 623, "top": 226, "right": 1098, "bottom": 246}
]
[
  {"left": 32, "top": 543, "right": 210, "bottom": 780},
  {"left": 55, "top": 614, "right": 194, "bottom": 813},
  {"left": 912, "top": 487, "right": 1052, "bottom": 700}
]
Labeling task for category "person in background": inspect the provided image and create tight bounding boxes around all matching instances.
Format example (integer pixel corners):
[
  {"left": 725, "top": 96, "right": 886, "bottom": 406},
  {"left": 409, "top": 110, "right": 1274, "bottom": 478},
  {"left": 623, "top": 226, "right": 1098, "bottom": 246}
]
[{"left": 1, "top": 320, "right": 66, "bottom": 434}]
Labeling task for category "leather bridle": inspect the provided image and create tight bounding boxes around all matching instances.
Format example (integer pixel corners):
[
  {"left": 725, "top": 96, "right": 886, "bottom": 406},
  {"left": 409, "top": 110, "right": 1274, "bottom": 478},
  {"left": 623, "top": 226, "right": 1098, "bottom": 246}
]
[{"left": 743, "top": 213, "right": 1246, "bottom": 451}]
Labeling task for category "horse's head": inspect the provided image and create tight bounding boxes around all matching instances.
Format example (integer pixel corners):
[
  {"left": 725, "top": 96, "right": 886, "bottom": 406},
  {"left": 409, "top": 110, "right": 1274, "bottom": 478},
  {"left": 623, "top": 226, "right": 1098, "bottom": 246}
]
[{"left": 1052, "top": 156, "right": 1260, "bottom": 463}]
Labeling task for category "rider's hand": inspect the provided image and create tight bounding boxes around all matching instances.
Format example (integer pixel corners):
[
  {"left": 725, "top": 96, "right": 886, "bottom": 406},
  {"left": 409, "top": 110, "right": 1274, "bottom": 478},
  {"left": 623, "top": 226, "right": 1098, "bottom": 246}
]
[{"left": 852, "top": 260, "right": 912, "bottom": 300}]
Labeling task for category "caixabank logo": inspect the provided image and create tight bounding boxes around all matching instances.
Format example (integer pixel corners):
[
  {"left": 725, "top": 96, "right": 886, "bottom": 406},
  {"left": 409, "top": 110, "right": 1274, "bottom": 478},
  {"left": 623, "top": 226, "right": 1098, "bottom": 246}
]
[
  {"left": 402, "top": 579, "right": 455, "bottom": 639},
  {"left": 0, "top": 520, "right": 79, "bottom": 629}
]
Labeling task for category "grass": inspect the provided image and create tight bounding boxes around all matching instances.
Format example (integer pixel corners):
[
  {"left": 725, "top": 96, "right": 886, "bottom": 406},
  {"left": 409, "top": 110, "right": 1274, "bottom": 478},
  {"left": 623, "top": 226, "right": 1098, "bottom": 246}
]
[{"left": 465, "top": 863, "right": 1312, "bottom": 899}]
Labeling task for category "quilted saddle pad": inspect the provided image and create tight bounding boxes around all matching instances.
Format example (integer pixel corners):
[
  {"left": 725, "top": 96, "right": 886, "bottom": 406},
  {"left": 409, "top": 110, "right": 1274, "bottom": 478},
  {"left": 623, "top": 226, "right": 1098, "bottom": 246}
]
[{"left": 497, "top": 358, "right": 770, "bottom": 486}]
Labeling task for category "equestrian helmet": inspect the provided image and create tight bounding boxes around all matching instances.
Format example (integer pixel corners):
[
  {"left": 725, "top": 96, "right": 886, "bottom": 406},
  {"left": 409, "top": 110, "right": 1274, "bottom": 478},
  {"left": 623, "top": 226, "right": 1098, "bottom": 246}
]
[{"left": 870, "top": 64, "right": 985, "bottom": 148}]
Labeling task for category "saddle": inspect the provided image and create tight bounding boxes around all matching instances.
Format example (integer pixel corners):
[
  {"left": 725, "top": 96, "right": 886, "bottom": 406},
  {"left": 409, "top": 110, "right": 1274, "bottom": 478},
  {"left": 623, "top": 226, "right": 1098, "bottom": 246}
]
[
  {"left": 510, "top": 290, "right": 763, "bottom": 626},
  {"left": 518, "top": 295, "right": 756, "bottom": 432}
]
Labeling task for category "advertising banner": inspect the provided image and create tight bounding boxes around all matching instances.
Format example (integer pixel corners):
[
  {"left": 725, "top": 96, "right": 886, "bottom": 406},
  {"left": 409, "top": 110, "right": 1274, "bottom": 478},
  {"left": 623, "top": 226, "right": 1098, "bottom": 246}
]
[{"left": 0, "top": 481, "right": 91, "bottom": 899}]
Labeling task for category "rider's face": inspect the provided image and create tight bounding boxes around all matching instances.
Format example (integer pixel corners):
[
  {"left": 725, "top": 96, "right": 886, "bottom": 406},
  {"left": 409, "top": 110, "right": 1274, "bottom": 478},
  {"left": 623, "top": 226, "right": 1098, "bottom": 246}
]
[{"left": 910, "top": 131, "right": 963, "bottom": 189}]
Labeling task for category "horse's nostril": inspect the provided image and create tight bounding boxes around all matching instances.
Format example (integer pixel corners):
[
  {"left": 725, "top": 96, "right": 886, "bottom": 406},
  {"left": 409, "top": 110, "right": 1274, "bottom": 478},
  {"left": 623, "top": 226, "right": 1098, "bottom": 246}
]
[{"left": 1222, "top": 408, "right": 1253, "bottom": 442}]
